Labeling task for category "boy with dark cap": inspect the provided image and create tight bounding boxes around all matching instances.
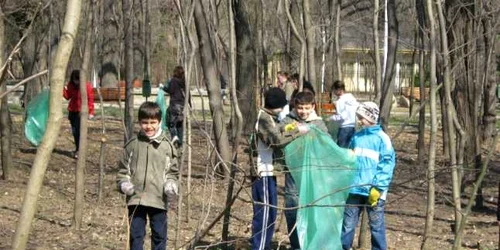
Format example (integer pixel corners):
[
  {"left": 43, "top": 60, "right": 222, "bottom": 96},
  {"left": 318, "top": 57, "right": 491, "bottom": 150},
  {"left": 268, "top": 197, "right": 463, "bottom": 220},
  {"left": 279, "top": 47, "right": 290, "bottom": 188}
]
[{"left": 249, "top": 87, "right": 306, "bottom": 250}]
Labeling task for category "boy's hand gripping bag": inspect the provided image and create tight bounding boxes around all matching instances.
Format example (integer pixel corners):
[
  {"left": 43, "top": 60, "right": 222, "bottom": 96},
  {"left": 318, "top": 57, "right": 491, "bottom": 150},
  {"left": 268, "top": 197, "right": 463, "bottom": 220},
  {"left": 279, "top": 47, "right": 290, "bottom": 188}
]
[
  {"left": 156, "top": 88, "right": 168, "bottom": 131},
  {"left": 24, "top": 89, "right": 50, "bottom": 146},
  {"left": 285, "top": 126, "right": 357, "bottom": 250}
]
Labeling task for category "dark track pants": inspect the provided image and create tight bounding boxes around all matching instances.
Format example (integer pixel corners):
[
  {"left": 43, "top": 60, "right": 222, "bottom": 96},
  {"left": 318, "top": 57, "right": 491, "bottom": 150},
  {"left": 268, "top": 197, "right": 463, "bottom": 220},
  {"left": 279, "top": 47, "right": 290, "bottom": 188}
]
[{"left": 251, "top": 176, "right": 277, "bottom": 250}]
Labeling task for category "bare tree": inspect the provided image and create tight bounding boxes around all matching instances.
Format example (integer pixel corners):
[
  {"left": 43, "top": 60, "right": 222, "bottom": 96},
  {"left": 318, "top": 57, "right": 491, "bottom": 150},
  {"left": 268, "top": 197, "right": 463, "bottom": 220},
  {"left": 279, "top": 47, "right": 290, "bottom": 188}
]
[
  {"left": 123, "top": 0, "right": 134, "bottom": 141},
  {"left": 74, "top": 1, "right": 93, "bottom": 229},
  {"left": 378, "top": 0, "right": 398, "bottom": 129},
  {"left": 303, "top": 0, "right": 317, "bottom": 88},
  {"left": 372, "top": 0, "right": 381, "bottom": 100},
  {"left": 234, "top": 0, "right": 258, "bottom": 133},
  {"left": 0, "top": 4, "right": 11, "bottom": 181},
  {"left": 421, "top": 0, "right": 437, "bottom": 248},
  {"left": 193, "top": 0, "right": 232, "bottom": 176},
  {"left": 11, "top": 0, "right": 82, "bottom": 248}
]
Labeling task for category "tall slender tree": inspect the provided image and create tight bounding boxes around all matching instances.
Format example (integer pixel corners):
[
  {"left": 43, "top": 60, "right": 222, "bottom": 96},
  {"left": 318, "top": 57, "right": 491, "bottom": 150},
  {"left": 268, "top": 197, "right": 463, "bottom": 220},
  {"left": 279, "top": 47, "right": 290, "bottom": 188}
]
[{"left": 12, "top": 0, "right": 82, "bottom": 248}]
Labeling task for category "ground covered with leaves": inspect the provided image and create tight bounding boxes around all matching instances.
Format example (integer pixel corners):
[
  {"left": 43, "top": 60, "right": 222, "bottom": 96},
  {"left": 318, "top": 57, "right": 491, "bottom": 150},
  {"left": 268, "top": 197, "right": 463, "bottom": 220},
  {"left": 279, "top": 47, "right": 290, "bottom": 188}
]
[{"left": 0, "top": 111, "right": 498, "bottom": 250}]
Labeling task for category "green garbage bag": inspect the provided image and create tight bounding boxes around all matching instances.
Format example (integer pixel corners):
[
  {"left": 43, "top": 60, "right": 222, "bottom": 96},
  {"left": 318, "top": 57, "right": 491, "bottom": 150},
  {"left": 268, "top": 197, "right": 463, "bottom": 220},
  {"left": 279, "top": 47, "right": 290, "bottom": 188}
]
[
  {"left": 24, "top": 89, "right": 50, "bottom": 146},
  {"left": 285, "top": 126, "right": 357, "bottom": 250},
  {"left": 156, "top": 88, "right": 168, "bottom": 131}
]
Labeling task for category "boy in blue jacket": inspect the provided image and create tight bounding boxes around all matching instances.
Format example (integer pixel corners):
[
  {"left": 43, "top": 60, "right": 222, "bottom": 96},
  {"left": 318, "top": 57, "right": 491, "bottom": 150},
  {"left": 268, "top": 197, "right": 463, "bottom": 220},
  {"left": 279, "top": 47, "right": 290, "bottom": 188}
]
[{"left": 341, "top": 102, "right": 396, "bottom": 250}]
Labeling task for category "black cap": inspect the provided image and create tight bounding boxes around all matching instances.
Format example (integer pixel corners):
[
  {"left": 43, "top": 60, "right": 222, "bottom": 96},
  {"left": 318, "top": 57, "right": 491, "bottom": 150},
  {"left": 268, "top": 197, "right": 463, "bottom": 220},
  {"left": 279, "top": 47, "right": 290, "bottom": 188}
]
[{"left": 264, "top": 87, "right": 287, "bottom": 109}]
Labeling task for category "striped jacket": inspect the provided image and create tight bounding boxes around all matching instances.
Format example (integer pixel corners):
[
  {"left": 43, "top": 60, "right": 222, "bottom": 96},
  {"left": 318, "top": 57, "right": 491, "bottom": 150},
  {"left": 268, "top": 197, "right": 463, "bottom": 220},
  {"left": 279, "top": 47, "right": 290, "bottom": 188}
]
[{"left": 349, "top": 124, "right": 396, "bottom": 200}]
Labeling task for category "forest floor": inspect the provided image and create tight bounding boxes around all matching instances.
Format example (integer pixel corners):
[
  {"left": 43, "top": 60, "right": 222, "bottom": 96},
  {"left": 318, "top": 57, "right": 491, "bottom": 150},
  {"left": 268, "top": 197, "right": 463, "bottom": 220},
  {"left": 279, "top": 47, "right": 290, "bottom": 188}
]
[{"left": 0, "top": 109, "right": 499, "bottom": 250}]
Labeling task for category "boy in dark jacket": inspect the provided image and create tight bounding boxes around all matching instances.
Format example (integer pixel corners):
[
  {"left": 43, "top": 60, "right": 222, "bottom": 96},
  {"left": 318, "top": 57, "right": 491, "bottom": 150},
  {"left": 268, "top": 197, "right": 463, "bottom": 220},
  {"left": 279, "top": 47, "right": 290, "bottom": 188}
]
[
  {"left": 250, "top": 88, "right": 304, "bottom": 250},
  {"left": 281, "top": 91, "right": 328, "bottom": 249},
  {"left": 159, "top": 66, "right": 187, "bottom": 147},
  {"left": 117, "top": 102, "right": 179, "bottom": 250}
]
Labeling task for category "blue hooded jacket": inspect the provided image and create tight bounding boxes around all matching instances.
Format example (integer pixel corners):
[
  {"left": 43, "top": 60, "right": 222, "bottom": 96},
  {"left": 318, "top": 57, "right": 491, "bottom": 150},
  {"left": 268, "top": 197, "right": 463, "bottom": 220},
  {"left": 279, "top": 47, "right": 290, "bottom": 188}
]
[{"left": 349, "top": 124, "right": 396, "bottom": 200}]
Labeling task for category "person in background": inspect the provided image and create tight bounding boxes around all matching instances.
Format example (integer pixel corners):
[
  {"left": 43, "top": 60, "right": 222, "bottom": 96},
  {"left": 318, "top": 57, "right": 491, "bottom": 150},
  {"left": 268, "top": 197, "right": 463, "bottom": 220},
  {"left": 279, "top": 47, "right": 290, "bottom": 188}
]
[
  {"left": 341, "top": 102, "right": 396, "bottom": 250},
  {"left": 280, "top": 91, "right": 328, "bottom": 249},
  {"left": 159, "top": 66, "right": 187, "bottom": 147},
  {"left": 249, "top": 87, "right": 304, "bottom": 250},
  {"left": 117, "top": 101, "right": 179, "bottom": 250},
  {"left": 63, "top": 69, "right": 95, "bottom": 159},
  {"left": 328, "top": 80, "right": 358, "bottom": 148}
]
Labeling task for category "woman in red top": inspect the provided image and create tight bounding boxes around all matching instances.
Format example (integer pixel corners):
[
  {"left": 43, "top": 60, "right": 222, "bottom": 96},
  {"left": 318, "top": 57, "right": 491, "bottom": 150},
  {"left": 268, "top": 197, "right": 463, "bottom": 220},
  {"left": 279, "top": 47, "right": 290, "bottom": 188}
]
[{"left": 63, "top": 70, "right": 95, "bottom": 158}]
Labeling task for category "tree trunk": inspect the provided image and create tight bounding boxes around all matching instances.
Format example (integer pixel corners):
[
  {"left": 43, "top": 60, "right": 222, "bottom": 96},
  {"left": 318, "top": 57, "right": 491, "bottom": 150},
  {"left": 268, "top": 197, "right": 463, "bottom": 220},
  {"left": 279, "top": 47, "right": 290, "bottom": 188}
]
[
  {"left": 234, "top": 0, "right": 258, "bottom": 134},
  {"left": 379, "top": 0, "right": 398, "bottom": 130},
  {"left": 285, "top": 0, "right": 306, "bottom": 91},
  {"left": 101, "top": 0, "right": 120, "bottom": 87},
  {"left": 373, "top": 0, "right": 381, "bottom": 100},
  {"left": 222, "top": 0, "right": 244, "bottom": 245},
  {"left": 123, "top": 0, "right": 134, "bottom": 141},
  {"left": 436, "top": 0, "right": 462, "bottom": 232},
  {"left": 22, "top": 34, "right": 41, "bottom": 108},
  {"left": 421, "top": 0, "right": 436, "bottom": 248},
  {"left": 12, "top": 0, "right": 81, "bottom": 248},
  {"left": 303, "top": 0, "right": 317, "bottom": 89},
  {"left": 0, "top": 84, "right": 11, "bottom": 181},
  {"left": 416, "top": 0, "right": 426, "bottom": 169},
  {"left": 0, "top": 5, "right": 11, "bottom": 181},
  {"left": 193, "top": 0, "right": 232, "bottom": 176},
  {"left": 481, "top": 11, "right": 497, "bottom": 143},
  {"left": 74, "top": 2, "right": 93, "bottom": 229}
]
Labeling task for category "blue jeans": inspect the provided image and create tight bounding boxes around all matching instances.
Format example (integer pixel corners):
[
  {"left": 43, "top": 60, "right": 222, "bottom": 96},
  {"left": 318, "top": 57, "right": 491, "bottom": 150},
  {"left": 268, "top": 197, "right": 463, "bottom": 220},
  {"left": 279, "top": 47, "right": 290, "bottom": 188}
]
[
  {"left": 251, "top": 176, "right": 277, "bottom": 250},
  {"left": 284, "top": 172, "right": 300, "bottom": 249},
  {"left": 337, "top": 127, "right": 355, "bottom": 148},
  {"left": 68, "top": 112, "right": 80, "bottom": 151},
  {"left": 341, "top": 194, "right": 387, "bottom": 250},
  {"left": 128, "top": 205, "right": 168, "bottom": 250}
]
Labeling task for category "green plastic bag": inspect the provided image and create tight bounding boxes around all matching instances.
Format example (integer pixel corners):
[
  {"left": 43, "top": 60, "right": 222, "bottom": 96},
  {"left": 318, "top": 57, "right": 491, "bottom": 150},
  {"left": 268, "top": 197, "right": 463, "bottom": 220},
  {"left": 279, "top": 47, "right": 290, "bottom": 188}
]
[
  {"left": 24, "top": 89, "right": 50, "bottom": 146},
  {"left": 156, "top": 88, "right": 168, "bottom": 131},
  {"left": 285, "top": 126, "right": 357, "bottom": 250}
]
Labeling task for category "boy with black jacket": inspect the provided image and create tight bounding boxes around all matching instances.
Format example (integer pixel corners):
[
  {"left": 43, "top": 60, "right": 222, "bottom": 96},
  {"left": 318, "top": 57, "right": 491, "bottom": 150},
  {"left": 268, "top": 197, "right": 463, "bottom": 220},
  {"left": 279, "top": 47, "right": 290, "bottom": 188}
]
[{"left": 250, "top": 88, "right": 305, "bottom": 250}]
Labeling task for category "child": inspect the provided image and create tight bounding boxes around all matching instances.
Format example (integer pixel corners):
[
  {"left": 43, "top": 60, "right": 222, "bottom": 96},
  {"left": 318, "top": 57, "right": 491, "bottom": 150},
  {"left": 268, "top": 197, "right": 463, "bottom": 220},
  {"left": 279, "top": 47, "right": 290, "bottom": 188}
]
[
  {"left": 249, "top": 87, "right": 304, "bottom": 250},
  {"left": 281, "top": 91, "right": 328, "bottom": 249},
  {"left": 159, "top": 66, "right": 186, "bottom": 147},
  {"left": 328, "top": 80, "right": 358, "bottom": 148},
  {"left": 63, "top": 70, "right": 95, "bottom": 158},
  {"left": 341, "top": 102, "right": 396, "bottom": 250},
  {"left": 116, "top": 102, "right": 179, "bottom": 250}
]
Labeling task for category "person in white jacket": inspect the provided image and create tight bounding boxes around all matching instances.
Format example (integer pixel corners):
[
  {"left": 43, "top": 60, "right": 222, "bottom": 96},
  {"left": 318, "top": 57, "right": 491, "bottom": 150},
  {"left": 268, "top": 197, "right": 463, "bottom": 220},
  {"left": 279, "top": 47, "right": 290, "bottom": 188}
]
[{"left": 329, "top": 80, "right": 358, "bottom": 148}]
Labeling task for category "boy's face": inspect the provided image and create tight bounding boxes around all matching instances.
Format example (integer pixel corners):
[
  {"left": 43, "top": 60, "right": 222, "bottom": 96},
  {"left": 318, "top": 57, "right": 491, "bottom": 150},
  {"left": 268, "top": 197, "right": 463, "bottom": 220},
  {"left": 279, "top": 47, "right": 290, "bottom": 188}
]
[
  {"left": 295, "top": 103, "right": 315, "bottom": 121},
  {"left": 357, "top": 114, "right": 374, "bottom": 127},
  {"left": 333, "top": 88, "right": 343, "bottom": 97},
  {"left": 140, "top": 118, "right": 161, "bottom": 137}
]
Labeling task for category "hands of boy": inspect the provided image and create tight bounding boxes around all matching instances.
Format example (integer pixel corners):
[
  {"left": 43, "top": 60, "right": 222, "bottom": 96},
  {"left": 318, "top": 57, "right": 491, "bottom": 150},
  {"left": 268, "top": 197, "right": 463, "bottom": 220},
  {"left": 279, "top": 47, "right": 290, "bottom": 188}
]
[
  {"left": 159, "top": 83, "right": 164, "bottom": 89},
  {"left": 297, "top": 124, "right": 310, "bottom": 134},
  {"left": 368, "top": 187, "right": 381, "bottom": 207},
  {"left": 120, "top": 181, "right": 135, "bottom": 196},
  {"left": 164, "top": 180, "right": 178, "bottom": 198}
]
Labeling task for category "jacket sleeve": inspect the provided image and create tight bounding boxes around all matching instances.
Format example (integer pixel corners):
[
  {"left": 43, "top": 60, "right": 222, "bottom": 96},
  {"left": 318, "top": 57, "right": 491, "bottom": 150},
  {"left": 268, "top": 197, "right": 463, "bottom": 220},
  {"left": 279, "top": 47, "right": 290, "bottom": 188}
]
[
  {"left": 86, "top": 83, "right": 95, "bottom": 115},
  {"left": 258, "top": 115, "right": 299, "bottom": 148},
  {"left": 372, "top": 135, "right": 396, "bottom": 192},
  {"left": 63, "top": 82, "right": 72, "bottom": 100},
  {"left": 315, "top": 120, "right": 329, "bottom": 133},
  {"left": 116, "top": 141, "right": 135, "bottom": 193},
  {"left": 165, "top": 142, "right": 179, "bottom": 183}
]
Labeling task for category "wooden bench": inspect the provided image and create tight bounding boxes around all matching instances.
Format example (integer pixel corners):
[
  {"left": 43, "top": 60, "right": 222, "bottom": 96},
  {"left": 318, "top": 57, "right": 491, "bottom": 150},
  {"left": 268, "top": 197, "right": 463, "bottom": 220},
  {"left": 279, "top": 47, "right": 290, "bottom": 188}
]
[{"left": 93, "top": 88, "right": 126, "bottom": 101}]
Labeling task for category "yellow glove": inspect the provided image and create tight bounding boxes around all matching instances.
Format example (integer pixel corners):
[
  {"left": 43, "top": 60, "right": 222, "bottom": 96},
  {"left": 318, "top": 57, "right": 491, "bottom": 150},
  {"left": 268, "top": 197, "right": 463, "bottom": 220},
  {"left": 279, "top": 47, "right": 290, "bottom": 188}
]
[
  {"left": 368, "top": 188, "right": 381, "bottom": 207},
  {"left": 284, "top": 122, "right": 298, "bottom": 132}
]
